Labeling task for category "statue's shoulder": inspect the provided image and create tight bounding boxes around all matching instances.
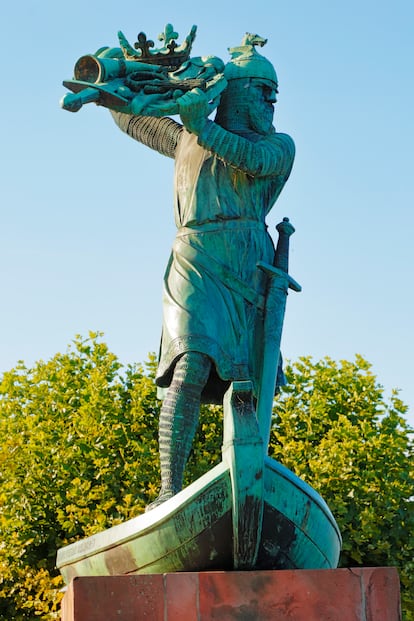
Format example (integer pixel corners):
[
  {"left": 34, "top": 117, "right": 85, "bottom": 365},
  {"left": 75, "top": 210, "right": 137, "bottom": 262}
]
[
  {"left": 268, "top": 131, "right": 295, "bottom": 152},
  {"left": 262, "top": 132, "right": 295, "bottom": 168}
]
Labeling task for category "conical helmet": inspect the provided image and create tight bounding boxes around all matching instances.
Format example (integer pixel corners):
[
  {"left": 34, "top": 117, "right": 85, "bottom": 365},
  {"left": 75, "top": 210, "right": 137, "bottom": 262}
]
[{"left": 224, "top": 34, "right": 278, "bottom": 86}]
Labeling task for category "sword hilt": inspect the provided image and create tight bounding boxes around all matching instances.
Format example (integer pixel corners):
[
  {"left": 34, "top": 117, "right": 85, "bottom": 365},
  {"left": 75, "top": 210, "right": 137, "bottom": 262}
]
[
  {"left": 258, "top": 217, "right": 301, "bottom": 292},
  {"left": 275, "top": 217, "right": 295, "bottom": 274}
]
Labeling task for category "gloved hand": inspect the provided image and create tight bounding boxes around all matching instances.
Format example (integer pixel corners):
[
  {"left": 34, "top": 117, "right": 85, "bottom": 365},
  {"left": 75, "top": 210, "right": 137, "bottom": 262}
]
[{"left": 177, "top": 88, "right": 210, "bottom": 135}]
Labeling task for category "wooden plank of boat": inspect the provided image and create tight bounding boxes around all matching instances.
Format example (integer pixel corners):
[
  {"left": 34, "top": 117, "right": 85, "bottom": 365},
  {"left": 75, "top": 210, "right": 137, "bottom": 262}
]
[{"left": 57, "top": 382, "right": 341, "bottom": 583}]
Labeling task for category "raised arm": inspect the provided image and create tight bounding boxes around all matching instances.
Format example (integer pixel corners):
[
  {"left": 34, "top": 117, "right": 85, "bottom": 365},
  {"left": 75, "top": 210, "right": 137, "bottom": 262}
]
[
  {"left": 110, "top": 111, "right": 183, "bottom": 159},
  {"left": 198, "top": 123, "right": 295, "bottom": 178},
  {"left": 177, "top": 89, "right": 295, "bottom": 178}
]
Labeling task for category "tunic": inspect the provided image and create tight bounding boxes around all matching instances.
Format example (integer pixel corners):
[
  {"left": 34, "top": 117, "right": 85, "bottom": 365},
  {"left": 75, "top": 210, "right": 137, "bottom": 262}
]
[
  {"left": 155, "top": 127, "right": 295, "bottom": 403},
  {"left": 111, "top": 112, "right": 294, "bottom": 403}
]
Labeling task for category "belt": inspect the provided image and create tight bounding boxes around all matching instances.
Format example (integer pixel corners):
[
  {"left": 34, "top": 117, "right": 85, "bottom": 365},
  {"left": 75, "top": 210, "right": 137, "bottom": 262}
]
[{"left": 176, "top": 218, "right": 267, "bottom": 236}]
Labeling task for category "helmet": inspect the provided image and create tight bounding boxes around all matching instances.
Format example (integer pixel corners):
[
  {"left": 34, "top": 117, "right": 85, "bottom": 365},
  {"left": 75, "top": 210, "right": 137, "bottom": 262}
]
[{"left": 224, "top": 34, "right": 278, "bottom": 86}]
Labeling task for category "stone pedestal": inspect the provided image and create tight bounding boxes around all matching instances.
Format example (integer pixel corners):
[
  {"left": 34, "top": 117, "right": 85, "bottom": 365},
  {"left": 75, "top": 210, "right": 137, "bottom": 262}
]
[{"left": 61, "top": 567, "right": 401, "bottom": 621}]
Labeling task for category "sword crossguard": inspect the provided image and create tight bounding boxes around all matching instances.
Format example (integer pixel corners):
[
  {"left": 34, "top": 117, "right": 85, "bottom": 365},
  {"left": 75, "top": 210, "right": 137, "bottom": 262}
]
[{"left": 257, "top": 261, "right": 301, "bottom": 292}]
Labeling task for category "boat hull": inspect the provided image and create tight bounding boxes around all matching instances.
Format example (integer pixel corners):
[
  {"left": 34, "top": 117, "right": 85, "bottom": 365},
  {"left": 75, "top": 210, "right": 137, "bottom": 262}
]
[{"left": 57, "top": 456, "right": 341, "bottom": 583}]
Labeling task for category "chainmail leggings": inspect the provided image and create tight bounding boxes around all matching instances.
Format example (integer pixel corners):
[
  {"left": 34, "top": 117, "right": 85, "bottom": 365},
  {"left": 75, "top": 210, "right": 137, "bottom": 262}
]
[{"left": 157, "top": 351, "right": 211, "bottom": 502}]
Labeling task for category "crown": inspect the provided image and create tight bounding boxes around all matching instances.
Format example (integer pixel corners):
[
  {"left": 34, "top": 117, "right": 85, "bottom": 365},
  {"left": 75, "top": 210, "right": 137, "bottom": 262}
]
[{"left": 118, "top": 24, "right": 197, "bottom": 70}]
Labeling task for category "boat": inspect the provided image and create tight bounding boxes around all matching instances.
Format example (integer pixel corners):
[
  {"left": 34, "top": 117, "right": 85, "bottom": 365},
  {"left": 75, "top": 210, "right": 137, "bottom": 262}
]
[{"left": 57, "top": 379, "right": 341, "bottom": 583}]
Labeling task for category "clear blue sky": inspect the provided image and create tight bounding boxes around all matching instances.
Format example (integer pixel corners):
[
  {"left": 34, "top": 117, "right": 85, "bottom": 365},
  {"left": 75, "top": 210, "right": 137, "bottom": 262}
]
[{"left": 1, "top": 1, "right": 413, "bottom": 425}]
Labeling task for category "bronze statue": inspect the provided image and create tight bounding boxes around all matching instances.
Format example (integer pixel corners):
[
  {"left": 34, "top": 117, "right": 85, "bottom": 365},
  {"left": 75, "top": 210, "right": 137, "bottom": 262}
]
[
  {"left": 58, "top": 26, "right": 343, "bottom": 578},
  {"left": 61, "top": 29, "right": 295, "bottom": 508},
  {"left": 110, "top": 35, "right": 294, "bottom": 507}
]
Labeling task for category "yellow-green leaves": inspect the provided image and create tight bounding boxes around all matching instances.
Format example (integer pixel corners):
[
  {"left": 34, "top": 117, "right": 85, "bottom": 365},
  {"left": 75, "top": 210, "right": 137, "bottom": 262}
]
[
  {"left": 270, "top": 356, "right": 413, "bottom": 620},
  {"left": 0, "top": 334, "right": 160, "bottom": 619}
]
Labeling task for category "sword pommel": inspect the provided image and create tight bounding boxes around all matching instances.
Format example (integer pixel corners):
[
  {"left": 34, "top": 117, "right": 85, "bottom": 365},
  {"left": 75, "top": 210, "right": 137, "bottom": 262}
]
[{"left": 276, "top": 216, "right": 295, "bottom": 237}]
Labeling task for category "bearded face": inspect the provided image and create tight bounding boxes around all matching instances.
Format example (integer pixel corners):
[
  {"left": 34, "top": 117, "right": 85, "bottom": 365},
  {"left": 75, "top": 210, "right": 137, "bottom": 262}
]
[
  {"left": 247, "top": 79, "right": 278, "bottom": 135},
  {"left": 215, "top": 77, "right": 278, "bottom": 137}
]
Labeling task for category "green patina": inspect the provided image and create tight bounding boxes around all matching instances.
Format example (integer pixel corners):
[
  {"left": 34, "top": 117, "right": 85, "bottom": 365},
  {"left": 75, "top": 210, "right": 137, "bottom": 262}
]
[{"left": 59, "top": 24, "right": 341, "bottom": 574}]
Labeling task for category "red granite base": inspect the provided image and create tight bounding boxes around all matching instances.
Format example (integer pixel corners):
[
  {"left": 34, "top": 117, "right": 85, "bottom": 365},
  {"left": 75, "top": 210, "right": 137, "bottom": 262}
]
[{"left": 61, "top": 567, "right": 401, "bottom": 621}]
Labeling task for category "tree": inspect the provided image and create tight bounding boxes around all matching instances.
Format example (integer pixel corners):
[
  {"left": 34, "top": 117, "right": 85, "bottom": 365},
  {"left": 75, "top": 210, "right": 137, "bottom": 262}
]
[
  {"left": 0, "top": 337, "right": 412, "bottom": 619},
  {"left": 0, "top": 333, "right": 223, "bottom": 619},
  {"left": 270, "top": 355, "right": 414, "bottom": 620},
  {"left": 0, "top": 334, "right": 162, "bottom": 619}
]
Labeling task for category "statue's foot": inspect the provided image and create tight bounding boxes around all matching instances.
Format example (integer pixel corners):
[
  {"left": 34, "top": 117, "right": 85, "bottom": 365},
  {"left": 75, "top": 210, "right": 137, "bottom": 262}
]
[{"left": 145, "top": 490, "right": 176, "bottom": 512}]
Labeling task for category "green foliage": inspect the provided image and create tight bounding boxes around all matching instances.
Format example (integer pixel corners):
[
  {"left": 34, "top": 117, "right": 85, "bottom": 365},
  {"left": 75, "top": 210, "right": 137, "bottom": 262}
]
[
  {"left": 0, "top": 340, "right": 412, "bottom": 619},
  {"left": 186, "top": 403, "right": 223, "bottom": 483},
  {"left": 270, "top": 355, "right": 414, "bottom": 620},
  {"left": 0, "top": 333, "right": 162, "bottom": 619}
]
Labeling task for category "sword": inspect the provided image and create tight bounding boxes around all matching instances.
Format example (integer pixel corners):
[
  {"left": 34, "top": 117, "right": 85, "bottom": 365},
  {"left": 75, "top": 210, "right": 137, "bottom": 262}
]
[{"left": 256, "top": 217, "right": 301, "bottom": 454}]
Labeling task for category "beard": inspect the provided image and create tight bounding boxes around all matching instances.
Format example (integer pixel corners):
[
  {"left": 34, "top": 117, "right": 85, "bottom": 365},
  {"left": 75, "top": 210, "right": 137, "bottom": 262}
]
[{"left": 248, "top": 102, "right": 274, "bottom": 135}]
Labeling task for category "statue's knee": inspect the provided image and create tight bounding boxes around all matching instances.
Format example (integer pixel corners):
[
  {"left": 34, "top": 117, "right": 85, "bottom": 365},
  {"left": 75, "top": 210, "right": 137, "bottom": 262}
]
[{"left": 175, "top": 351, "right": 211, "bottom": 385}]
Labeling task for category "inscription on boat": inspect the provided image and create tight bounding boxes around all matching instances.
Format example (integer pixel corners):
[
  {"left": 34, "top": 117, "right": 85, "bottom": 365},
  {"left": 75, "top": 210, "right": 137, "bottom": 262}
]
[{"left": 174, "top": 480, "right": 230, "bottom": 535}]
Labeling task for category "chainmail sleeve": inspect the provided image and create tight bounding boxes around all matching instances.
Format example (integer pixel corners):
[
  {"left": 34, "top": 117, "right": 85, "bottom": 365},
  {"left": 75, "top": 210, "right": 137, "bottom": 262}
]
[{"left": 111, "top": 111, "right": 183, "bottom": 159}]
